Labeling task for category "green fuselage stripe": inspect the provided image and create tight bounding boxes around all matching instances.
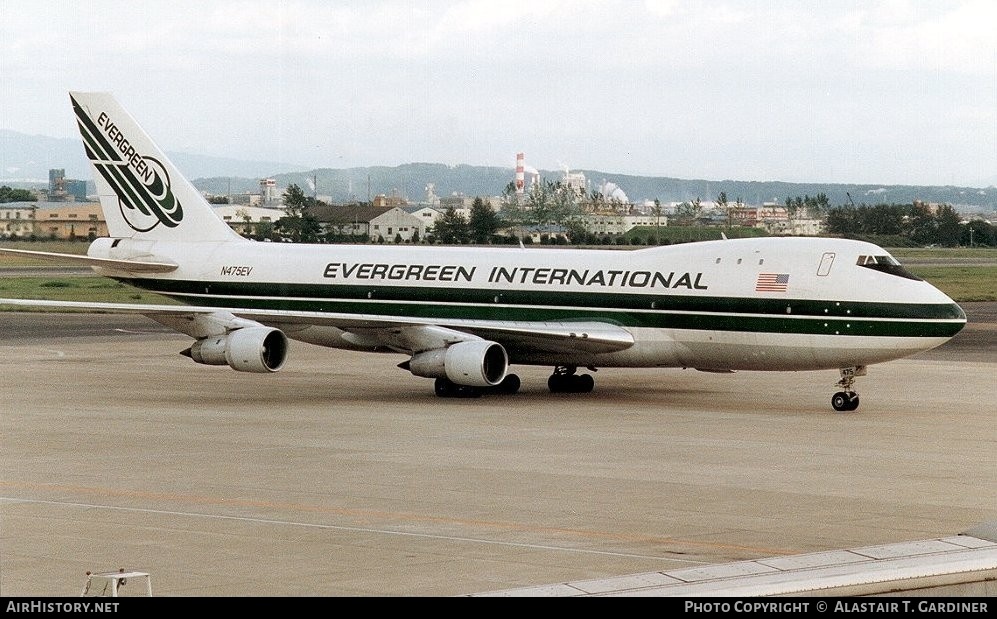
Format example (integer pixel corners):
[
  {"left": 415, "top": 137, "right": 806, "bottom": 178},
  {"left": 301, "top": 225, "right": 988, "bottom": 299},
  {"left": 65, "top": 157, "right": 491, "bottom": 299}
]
[{"left": 118, "top": 278, "right": 966, "bottom": 338}]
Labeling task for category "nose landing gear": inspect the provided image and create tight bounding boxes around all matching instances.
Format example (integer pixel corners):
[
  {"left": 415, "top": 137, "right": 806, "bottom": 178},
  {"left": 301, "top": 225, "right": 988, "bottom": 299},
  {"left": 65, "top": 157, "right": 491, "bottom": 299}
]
[{"left": 832, "top": 366, "right": 866, "bottom": 412}]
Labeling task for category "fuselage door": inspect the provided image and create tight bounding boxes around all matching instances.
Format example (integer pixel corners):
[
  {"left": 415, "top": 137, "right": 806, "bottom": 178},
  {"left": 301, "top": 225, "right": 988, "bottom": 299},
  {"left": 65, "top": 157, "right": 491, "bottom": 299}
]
[{"left": 817, "top": 252, "right": 835, "bottom": 276}]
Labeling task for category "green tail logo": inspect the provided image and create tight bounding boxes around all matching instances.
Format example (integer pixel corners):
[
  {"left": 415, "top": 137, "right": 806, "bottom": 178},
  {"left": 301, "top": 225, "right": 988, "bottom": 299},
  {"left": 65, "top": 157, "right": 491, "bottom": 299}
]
[{"left": 72, "top": 95, "right": 184, "bottom": 232}]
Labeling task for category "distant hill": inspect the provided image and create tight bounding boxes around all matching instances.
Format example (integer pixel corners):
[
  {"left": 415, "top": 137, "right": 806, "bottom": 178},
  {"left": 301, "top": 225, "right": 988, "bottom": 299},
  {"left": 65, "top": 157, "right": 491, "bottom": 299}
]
[
  {"left": 2, "top": 130, "right": 994, "bottom": 211},
  {"left": 202, "top": 164, "right": 996, "bottom": 212},
  {"left": 0, "top": 129, "right": 307, "bottom": 182}
]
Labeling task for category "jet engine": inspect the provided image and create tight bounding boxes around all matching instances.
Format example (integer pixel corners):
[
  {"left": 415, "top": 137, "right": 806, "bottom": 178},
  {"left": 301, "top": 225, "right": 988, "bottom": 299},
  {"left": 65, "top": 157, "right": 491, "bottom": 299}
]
[
  {"left": 182, "top": 327, "right": 288, "bottom": 373},
  {"left": 405, "top": 340, "right": 508, "bottom": 387}
]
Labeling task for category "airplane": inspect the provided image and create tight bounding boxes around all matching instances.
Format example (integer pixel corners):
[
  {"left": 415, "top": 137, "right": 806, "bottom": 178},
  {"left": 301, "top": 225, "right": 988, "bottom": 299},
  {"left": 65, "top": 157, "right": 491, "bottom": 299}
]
[{"left": 0, "top": 92, "right": 967, "bottom": 411}]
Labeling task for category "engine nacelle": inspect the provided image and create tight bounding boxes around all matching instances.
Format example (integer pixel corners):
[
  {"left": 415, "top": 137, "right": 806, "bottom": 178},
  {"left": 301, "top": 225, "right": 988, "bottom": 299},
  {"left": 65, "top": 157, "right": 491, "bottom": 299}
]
[
  {"left": 184, "top": 327, "right": 288, "bottom": 373},
  {"left": 406, "top": 340, "right": 508, "bottom": 387}
]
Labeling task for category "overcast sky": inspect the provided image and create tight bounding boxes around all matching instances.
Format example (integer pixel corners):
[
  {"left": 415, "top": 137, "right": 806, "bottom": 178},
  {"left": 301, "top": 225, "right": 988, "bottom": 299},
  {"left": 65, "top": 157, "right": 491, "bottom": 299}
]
[{"left": 2, "top": 0, "right": 995, "bottom": 187}]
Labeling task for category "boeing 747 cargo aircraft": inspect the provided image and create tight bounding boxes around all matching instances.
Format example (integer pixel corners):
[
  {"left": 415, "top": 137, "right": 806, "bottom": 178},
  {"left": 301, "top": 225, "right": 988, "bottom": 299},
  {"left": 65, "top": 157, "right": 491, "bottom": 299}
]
[{"left": 0, "top": 92, "right": 967, "bottom": 411}]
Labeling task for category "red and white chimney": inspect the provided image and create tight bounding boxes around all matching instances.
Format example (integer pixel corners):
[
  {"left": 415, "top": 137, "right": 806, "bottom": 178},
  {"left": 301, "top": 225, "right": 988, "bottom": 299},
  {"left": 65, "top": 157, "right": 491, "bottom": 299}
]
[{"left": 515, "top": 152, "right": 525, "bottom": 195}]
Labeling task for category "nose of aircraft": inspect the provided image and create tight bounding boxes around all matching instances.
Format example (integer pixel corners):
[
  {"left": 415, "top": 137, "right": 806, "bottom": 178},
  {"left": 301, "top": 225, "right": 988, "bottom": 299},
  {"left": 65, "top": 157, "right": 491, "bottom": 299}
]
[
  {"left": 952, "top": 301, "right": 968, "bottom": 324},
  {"left": 921, "top": 283, "right": 967, "bottom": 340},
  {"left": 947, "top": 301, "right": 968, "bottom": 340}
]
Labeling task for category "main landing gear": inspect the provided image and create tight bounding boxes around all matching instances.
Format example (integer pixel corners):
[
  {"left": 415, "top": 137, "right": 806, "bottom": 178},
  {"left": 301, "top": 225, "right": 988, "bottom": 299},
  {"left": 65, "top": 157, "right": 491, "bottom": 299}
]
[
  {"left": 831, "top": 366, "right": 866, "bottom": 412},
  {"left": 547, "top": 365, "right": 595, "bottom": 393},
  {"left": 431, "top": 365, "right": 599, "bottom": 397},
  {"left": 433, "top": 374, "right": 522, "bottom": 398}
]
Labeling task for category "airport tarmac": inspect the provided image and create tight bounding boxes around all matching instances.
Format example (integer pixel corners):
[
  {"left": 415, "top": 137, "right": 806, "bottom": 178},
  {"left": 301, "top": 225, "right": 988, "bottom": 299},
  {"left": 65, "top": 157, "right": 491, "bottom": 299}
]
[{"left": 0, "top": 306, "right": 994, "bottom": 597}]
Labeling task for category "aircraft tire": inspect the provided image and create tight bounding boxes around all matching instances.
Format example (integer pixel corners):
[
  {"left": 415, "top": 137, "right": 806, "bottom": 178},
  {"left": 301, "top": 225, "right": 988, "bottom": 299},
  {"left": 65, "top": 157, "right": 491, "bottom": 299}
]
[
  {"left": 832, "top": 391, "right": 857, "bottom": 412},
  {"left": 549, "top": 374, "right": 594, "bottom": 394},
  {"left": 455, "top": 385, "right": 482, "bottom": 398},
  {"left": 548, "top": 375, "right": 564, "bottom": 393},
  {"left": 435, "top": 377, "right": 456, "bottom": 397},
  {"left": 497, "top": 374, "right": 521, "bottom": 394},
  {"left": 577, "top": 374, "right": 594, "bottom": 393}
]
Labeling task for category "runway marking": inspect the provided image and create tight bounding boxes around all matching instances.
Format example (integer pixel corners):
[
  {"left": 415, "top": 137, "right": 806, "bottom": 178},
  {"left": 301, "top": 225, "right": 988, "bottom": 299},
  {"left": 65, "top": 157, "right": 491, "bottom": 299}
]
[
  {"left": 0, "top": 480, "right": 790, "bottom": 555},
  {"left": 1, "top": 496, "right": 716, "bottom": 565},
  {"left": 1, "top": 482, "right": 795, "bottom": 562}
]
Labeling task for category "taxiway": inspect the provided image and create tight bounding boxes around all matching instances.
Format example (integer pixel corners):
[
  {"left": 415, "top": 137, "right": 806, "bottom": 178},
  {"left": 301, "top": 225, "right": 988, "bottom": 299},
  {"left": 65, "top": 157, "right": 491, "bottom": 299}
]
[{"left": 0, "top": 306, "right": 993, "bottom": 596}]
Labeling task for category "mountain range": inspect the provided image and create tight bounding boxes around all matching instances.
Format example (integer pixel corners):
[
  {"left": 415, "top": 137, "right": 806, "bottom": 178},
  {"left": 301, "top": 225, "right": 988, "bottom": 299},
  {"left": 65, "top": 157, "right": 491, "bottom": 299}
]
[
  {"left": 2, "top": 130, "right": 994, "bottom": 211},
  {"left": 0, "top": 129, "right": 308, "bottom": 182}
]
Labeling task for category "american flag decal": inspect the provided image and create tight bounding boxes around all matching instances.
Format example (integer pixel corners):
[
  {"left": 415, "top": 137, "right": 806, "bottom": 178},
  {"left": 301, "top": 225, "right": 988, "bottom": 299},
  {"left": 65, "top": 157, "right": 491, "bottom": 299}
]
[{"left": 756, "top": 273, "right": 789, "bottom": 292}]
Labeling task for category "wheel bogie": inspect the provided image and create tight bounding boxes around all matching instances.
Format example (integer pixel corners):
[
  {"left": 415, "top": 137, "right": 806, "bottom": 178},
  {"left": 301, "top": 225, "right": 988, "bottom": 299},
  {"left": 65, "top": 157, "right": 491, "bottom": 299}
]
[
  {"left": 434, "top": 377, "right": 480, "bottom": 398},
  {"left": 548, "top": 373, "right": 595, "bottom": 393},
  {"left": 434, "top": 375, "right": 520, "bottom": 398}
]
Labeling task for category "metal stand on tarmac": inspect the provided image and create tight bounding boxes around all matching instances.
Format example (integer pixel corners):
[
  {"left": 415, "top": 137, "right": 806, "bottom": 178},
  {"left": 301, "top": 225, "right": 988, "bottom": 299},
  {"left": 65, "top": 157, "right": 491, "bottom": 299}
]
[{"left": 79, "top": 568, "right": 152, "bottom": 597}]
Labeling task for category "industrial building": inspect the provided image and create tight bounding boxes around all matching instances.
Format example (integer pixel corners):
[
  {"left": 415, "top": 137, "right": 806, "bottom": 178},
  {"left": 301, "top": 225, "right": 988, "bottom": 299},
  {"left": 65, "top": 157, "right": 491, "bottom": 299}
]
[{"left": 0, "top": 201, "right": 106, "bottom": 240}]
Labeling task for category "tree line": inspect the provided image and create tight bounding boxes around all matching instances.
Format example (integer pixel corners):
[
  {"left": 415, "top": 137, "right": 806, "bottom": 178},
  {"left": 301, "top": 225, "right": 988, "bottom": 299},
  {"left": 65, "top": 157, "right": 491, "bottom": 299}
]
[
  {"left": 824, "top": 202, "right": 994, "bottom": 247},
  {"left": 5, "top": 181, "right": 991, "bottom": 248},
  {"left": 254, "top": 183, "right": 997, "bottom": 248},
  {"left": 0, "top": 186, "right": 37, "bottom": 203}
]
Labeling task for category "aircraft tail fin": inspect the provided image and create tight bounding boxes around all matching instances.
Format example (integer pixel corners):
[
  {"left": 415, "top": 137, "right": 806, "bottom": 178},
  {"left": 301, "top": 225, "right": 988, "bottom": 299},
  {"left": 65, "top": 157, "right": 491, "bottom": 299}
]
[{"left": 69, "top": 91, "right": 243, "bottom": 243}]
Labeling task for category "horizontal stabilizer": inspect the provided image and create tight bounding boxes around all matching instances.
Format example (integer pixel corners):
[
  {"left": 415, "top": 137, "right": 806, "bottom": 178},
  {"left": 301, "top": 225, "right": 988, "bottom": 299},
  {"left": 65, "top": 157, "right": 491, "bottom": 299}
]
[{"left": 0, "top": 248, "right": 178, "bottom": 273}]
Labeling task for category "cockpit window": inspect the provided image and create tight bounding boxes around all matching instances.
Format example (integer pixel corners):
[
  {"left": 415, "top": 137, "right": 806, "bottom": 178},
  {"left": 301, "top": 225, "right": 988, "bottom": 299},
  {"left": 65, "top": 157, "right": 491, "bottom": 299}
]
[
  {"left": 856, "top": 255, "right": 922, "bottom": 280},
  {"left": 857, "top": 255, "right": 899, "bottom": 266}
]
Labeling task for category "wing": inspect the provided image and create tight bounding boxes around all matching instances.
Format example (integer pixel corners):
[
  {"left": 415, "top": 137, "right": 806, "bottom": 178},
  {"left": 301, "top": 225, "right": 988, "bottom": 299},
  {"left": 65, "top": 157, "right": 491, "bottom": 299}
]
[{"left": 0, "top": 298, "right": 634, "bottom": 356}]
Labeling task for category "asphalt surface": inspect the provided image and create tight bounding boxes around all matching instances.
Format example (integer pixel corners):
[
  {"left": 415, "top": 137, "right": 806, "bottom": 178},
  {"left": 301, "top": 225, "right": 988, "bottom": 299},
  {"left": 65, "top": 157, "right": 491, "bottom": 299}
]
[{"left": 0, "top": 306, "right": 993, "bottom": 597}]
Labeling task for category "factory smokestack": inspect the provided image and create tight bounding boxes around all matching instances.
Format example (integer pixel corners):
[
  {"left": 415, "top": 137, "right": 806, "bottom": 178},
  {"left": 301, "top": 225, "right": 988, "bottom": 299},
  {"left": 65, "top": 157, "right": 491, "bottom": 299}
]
[{"left": 515, "top": 152, "right": 525, "bottom": 195}]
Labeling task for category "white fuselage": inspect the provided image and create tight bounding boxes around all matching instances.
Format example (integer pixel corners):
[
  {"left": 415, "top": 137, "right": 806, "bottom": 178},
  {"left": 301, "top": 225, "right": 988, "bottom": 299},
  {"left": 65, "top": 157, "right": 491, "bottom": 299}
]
[{"left": 89, "top": 235, "right": 966, "bottom": 372}]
